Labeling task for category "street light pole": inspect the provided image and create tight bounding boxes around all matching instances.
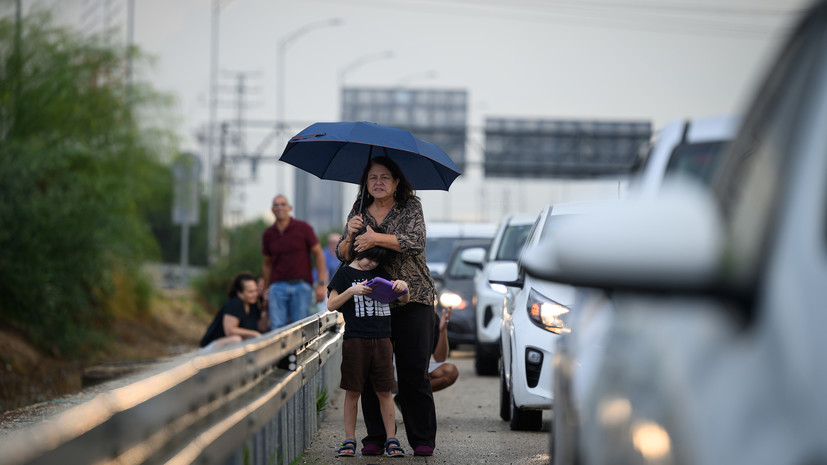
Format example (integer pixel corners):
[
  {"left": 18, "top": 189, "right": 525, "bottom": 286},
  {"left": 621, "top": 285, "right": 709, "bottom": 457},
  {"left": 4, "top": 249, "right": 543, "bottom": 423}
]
[
  {"left": 338, "top": 50, "right": 394, "bottom": 120},
  {"left": 275, "top": 18, "right": 342, "bottom": 192},
  {"left": 206, "top": 0, "right": 221, "bottom": 265}
]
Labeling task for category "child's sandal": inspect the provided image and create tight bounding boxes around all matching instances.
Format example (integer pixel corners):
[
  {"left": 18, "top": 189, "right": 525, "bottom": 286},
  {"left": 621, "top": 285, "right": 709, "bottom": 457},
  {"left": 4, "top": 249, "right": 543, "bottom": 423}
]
[
  {"left": 384, "top": 438, "right": 405, "bottom": 457},
  {"left": 337, "top": 438, "right": 356, "bottom": 457}
]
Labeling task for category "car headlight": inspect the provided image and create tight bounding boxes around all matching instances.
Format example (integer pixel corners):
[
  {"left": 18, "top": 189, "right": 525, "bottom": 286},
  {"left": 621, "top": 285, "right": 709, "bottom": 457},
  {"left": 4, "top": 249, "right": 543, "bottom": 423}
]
[
  {"left": 526, "top": 288, "right": 570, "bottom": 334},
  {"left": 439, "top": 291, "right": 466, "bottom": 309}
]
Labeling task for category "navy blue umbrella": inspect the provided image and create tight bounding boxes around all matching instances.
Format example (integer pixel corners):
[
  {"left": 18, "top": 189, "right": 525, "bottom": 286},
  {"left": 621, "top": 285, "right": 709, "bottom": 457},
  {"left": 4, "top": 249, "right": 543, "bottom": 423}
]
[{"left": 280, "top": 121, "right": 462, "bottom": 192}]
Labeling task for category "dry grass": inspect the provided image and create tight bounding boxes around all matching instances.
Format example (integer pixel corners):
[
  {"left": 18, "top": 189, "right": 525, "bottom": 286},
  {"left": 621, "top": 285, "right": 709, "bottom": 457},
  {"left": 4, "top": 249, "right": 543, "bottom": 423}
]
[{"left": 0, "top": 288, "right": 211, "bottom": 413}]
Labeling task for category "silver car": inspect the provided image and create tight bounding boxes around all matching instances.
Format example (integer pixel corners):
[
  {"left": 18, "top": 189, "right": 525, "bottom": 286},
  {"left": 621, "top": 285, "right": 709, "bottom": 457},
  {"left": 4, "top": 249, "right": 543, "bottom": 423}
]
[
  {"left": 547, "top": 114, "right": 740, "bottom": 465},
  {"left": 524, "top": 2, "right": 827, "bottom": 463}
]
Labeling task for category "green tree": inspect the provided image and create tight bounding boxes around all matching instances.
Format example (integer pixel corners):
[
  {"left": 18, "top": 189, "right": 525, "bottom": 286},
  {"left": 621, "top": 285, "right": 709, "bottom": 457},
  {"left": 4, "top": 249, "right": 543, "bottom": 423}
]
[
  {"left": 193, "top": 219, "right": 269, "bottom": 313},
  {"left": 0, "top": 10, "right": 176, "bottom": 356},
  {"left": 138, "top": 160, "right": 209, "bottom": 267}
]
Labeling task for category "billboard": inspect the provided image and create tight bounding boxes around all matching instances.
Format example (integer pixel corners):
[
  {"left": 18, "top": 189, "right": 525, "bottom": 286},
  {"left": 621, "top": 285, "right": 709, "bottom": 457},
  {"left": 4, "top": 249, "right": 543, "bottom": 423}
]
[
  {"left": 341, "top": 87, "right": 468, "bottom": 172},
  {"left": 484, "top": 118, "right": 651, "bottom": 178}
]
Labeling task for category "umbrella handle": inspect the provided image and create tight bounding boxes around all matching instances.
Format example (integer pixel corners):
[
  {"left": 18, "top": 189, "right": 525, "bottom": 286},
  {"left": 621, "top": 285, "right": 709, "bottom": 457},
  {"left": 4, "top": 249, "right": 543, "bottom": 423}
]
[{"left": 358, "top": 145, "right": 373, "bottom": 214}]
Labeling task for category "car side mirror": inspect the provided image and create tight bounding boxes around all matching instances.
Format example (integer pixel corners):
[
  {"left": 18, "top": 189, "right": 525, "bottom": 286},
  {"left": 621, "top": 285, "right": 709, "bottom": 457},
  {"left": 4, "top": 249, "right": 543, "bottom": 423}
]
[
  {"left": 487, "top": 261, "right": 522, "bottom": 288},
  {"left": 522, "top": 179, "right": 724, "bottom": 292},
  {"left": 460, "top": 247, "right": 486, "bottom": 269}
]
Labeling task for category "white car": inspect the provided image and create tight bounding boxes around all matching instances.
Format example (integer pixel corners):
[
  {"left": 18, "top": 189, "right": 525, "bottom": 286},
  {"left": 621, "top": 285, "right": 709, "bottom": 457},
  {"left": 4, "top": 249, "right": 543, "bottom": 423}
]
[
  {"left": 490, "top": 202, "right": 609, "bottom": 431},
  {"left": 629, "top": 114, "right": 739, "bottom": 199},
  {"left": 461, "top": 214, "right": 536, "bottom": 376},
  {"left": 523, "top": 2, "right": 827, "bottom": 463}
]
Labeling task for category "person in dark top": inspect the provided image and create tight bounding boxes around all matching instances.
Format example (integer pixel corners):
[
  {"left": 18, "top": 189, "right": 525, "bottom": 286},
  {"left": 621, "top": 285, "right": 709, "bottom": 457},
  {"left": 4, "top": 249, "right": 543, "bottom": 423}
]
[
  {"left": 200, "top": 273, "right": 270, "bottom": 351},
  {"left": 327, "top": 241, "right": 410, "bottom": 458}
]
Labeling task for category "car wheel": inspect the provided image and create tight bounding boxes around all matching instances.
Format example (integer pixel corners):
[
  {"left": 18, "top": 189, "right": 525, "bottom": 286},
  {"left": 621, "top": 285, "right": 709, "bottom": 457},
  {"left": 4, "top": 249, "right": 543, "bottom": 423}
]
[
  {"left": 509, "top": 393, "right": 543, "bottom": 431},
  {"left": 475, "top": 341, "right": 499, "bottom": 376},
  {"left": 499, "top": 362, "right": 511, "bottom": 421}
]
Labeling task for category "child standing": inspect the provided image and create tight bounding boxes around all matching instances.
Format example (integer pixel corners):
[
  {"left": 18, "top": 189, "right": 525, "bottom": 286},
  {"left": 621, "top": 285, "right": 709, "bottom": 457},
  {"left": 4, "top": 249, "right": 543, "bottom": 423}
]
[{"left": 327, "top": 243, "right": 409, "bottom": 458}]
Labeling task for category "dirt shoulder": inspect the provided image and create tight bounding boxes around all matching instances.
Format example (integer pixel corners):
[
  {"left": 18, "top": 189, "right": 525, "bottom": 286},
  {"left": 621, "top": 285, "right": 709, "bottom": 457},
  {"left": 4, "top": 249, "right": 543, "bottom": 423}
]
[{"left": 0, "top": 288, "right": 211, "bottom": 421}]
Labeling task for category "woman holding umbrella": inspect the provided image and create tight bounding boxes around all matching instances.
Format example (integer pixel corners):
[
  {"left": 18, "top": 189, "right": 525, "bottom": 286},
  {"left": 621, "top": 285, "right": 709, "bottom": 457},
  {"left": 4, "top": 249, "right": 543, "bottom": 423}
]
[{"left": 336, "top": 156, "right": 438, "bottom": 457}]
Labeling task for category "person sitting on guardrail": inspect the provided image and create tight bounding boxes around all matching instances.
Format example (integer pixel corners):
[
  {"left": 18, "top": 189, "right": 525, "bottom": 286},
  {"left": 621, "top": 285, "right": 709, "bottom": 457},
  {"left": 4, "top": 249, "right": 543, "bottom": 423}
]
[
  {"left": 327, "top": 237, "right": 410, "bottom": 458},
  {"left": 199, "top": 273, "right": 270, "bottom": 352}
]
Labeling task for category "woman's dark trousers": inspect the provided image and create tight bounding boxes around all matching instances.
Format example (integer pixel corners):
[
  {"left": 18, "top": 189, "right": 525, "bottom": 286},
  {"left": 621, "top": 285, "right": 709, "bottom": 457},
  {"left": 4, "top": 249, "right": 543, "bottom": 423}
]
[{"left": 361, "top": 302, "right": 437, "bottom": 449}]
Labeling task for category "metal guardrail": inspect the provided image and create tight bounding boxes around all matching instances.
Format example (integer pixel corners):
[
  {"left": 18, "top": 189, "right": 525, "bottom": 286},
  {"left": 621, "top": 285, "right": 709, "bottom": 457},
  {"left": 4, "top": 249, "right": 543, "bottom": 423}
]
[{"left": 0, "top": 311, "right": 344, "bottom": 465}]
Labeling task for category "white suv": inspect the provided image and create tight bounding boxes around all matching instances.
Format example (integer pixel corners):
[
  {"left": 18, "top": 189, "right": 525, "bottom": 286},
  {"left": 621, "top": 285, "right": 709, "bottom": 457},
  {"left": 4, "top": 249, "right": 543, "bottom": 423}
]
[
  {"left": 630, "top": 114, "right": 739, "bottom": 198},
  {"left": 490, "top": 202, "right": 609, "bottom": 431},
  {"left": 461, "top": 214, "right": 536, "bottom": 376}
]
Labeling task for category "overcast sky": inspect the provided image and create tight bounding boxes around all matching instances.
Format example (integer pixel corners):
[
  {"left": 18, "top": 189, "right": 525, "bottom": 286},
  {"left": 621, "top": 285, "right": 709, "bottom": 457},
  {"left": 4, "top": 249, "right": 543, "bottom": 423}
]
[{"left": 39, "top": 0, "right": 812, "bottom": 221}]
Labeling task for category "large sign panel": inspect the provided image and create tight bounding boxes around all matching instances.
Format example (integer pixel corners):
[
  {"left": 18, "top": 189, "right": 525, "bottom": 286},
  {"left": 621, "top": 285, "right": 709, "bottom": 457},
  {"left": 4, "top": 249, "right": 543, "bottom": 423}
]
[
  {"left": 341, "top": 87, "right": 468, "bottom": 172},
  {"left": 484, "top": 118, "right": 651, "bottom": 178}
]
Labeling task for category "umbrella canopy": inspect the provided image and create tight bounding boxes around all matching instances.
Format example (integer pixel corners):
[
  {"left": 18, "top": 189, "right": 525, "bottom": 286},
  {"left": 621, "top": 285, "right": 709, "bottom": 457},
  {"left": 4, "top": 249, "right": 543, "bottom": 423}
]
[{"left": 279, "top": 121, "right": 462, "bottom": 191}]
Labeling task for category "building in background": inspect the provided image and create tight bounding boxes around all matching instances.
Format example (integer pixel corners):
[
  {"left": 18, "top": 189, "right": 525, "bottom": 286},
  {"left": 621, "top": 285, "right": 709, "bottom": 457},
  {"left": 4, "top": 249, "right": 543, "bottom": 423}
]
[{"left": 340, "top": 87, "right": 468, "bottom": 172}]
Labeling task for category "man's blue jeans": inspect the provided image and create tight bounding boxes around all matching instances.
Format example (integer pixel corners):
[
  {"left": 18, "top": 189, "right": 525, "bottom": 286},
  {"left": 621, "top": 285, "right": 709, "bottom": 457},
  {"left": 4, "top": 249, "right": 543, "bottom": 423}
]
[{"left": 268, "top": 280, "right": 313, "bottom": 330}]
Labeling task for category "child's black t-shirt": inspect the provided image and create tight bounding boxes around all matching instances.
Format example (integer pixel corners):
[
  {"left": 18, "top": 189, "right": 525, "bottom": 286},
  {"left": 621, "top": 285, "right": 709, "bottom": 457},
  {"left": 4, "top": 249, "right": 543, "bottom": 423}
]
[{"left": 328, "top": 265, "right": 394, "bottom": 339}]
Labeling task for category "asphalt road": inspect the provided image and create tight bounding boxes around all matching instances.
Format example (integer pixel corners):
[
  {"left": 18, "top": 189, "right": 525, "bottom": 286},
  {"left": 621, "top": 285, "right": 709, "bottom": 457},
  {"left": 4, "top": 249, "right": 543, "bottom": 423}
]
[{"left": 300, "top": 350, "right": 551, "bottom": 464}]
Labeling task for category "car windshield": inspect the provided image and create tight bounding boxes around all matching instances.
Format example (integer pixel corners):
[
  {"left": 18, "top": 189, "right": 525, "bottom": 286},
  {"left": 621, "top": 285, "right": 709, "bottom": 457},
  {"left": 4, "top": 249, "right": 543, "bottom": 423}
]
[
  {"left": 426, "top": 237, "right": 457, "bottom": 264},
  {"left": 495, "top": 224, "right": 532, "bottom": 261},
  {"left": 665, "top": 140, "right": 729, "bottom": 185},
  {"left": 447, "top": 244, "right": 489, "bottom": 279},
  {"left": 540, "top": 214, "right": 578, "bottom": 242}
]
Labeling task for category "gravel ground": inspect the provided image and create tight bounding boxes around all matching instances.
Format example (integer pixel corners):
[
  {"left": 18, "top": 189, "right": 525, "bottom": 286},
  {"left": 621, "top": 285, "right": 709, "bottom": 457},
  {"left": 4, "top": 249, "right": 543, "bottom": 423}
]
[{"left": 300, "top": 350, "right": 552, "bottom": 465}]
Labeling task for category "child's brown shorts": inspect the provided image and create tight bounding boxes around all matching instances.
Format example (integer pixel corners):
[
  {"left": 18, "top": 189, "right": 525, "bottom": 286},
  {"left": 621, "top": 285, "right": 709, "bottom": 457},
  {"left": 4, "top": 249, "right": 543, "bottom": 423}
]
[{"left": 340, "top": 337, "right": 395, "bottom": 393}]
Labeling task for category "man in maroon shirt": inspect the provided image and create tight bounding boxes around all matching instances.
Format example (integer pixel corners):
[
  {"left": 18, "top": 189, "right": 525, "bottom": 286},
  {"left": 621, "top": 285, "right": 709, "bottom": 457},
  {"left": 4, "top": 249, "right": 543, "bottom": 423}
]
[{"left": 262, "top": 195, "right": 328, "bottom": 330}]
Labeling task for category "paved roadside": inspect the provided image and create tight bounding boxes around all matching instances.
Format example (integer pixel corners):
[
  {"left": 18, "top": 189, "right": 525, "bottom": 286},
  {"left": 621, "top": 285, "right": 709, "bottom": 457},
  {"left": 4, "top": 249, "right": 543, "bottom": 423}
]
[{"left": 300, "top": 350, "right": 551, "bottom": 464}]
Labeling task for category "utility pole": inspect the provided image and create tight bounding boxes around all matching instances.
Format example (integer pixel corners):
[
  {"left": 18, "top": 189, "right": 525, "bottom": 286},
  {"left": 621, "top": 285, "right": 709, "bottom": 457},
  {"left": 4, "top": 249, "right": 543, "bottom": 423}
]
[
  {"left": 126, "top": 0, "right": 134, "bottom": 86},
  {"left": 220, "top": 71, "right": 262, "bottom": 160},
  {"left": 206, "top": 0, "right": 221, "bottom": 265},
  {"left": 216, "top": 122, "right": 229, "bottom": 257},
  {"left": 13, "top": 0, "right": 21, "bottom": 123},
  {"left": 212, "top": 70, "right": 261, "bottom": 231}
]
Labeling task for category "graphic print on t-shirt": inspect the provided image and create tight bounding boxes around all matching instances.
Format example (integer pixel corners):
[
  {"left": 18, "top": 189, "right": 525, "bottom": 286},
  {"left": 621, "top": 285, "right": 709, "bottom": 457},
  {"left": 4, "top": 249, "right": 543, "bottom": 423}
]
[{"left": 353, "top": 280, "right": 391, "bottom": 317}]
